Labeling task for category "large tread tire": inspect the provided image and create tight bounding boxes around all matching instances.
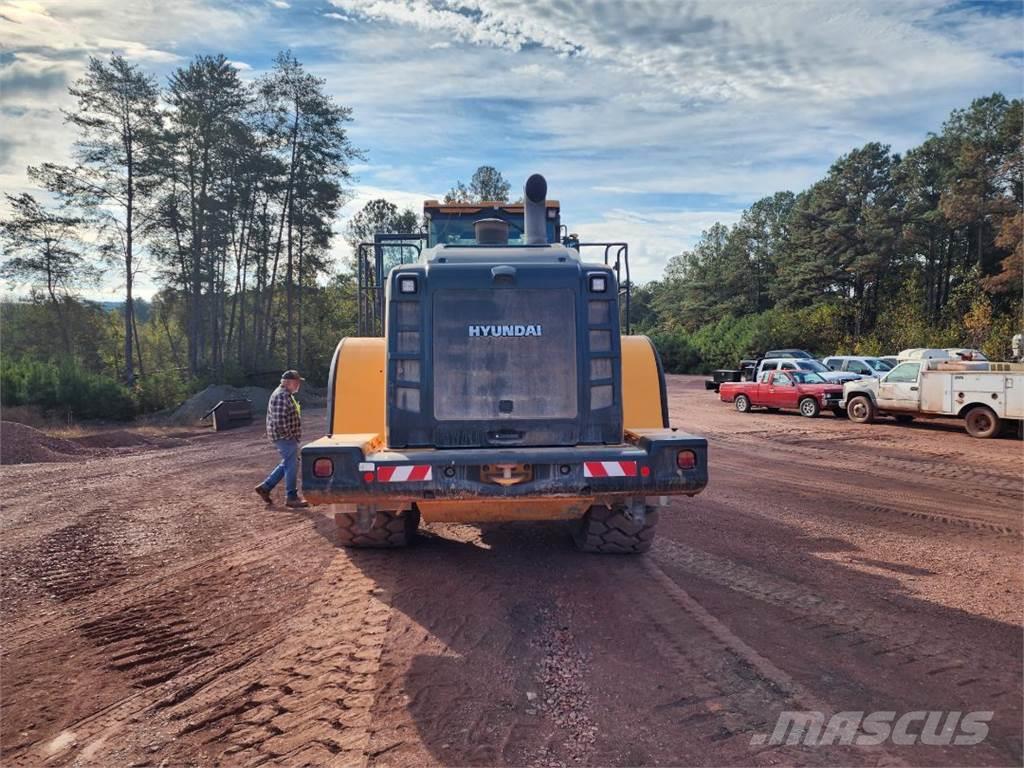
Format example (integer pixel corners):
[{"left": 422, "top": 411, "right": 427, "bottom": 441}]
[
  {"left": 573, "top": 505, "right": 659, "bottom": 554},
  {"left": 798, "top": 397, "right": 820, "bottom": 418},
  {"left": 335, "top": 508, "right": 420, "bottom": 548},
  {"left": 734, "top": 394, "right": 751, "bottom": 413},
  {"left": 964, "top": 406, "right": 1000, "bottom": 439},
  {"left": 847, "top": 395, "right": 875, "bottom": 424}
]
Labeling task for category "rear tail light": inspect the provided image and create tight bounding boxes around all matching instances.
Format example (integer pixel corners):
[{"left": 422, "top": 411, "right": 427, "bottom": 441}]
[
  {"left": 676, "top": 450, "right": 697, "bottom": 470},
  {"left": 312, "top": 458, "right": 334, "bottom": 477}
]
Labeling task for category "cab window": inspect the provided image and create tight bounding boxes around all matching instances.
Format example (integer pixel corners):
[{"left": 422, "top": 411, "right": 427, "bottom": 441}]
[
  {"left": 845, "top": 360, "right": 870, "bottom": 374},
  {"left": 761, "top": 361, "right": 778, "bottom": 372},
  {"left": 824, "top": 357, "right": 841, "bottom": 370},
  {"left": 771, "top": 372, "right": 791, "bottom": 386},
  {"left": 885, "top": 362, "right": 921, "bottom": 383},
  {"left": 781, "top": 362, "right": 796, "bottom": 370}
]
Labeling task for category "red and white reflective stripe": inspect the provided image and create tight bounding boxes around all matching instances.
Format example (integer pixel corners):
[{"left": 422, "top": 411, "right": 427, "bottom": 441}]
[
  {"left": 376, "top": 465, "right": 432, "bottom": 482},
  {"left": 583, "top": 460, "right": 638, "bottom": 478}
]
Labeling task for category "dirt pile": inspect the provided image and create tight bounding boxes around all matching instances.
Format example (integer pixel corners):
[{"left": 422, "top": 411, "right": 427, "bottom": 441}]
[{"left": 0, "top": 421, "right": 94, "bottom": 465}]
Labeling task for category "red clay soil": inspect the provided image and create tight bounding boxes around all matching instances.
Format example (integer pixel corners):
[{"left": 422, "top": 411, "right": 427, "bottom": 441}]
[{"left": 1, "top": 377, "right": 1021, "bottom": 766}]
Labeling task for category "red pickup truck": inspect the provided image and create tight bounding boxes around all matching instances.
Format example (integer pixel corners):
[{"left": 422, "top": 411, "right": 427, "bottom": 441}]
[{"left": 719, "top": 370, "right": 845, "bottom": 418}]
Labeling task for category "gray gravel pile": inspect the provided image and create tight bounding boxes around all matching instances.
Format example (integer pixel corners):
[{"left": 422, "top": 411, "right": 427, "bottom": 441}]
[
  {"left": 169, "top": 385, "right": 271, "bottom": 425},
  {"left": 168, "top": 383, "right": 326, "bottom": 425}
]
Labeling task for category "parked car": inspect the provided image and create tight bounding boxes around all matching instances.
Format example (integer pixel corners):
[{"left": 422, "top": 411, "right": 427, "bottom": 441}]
[
  {"left": 708, "top": 349, "right": 833, "bottom": 390},
  {"left": 720, "top": 370, "right": 846, "bottom": 417},
  {"left": 880, "top": 355, "right": 900, "bottom": 368},
  {"left": 757, "top": 357, "right": 864, "bottom": 384},
  {"left": 764, "top": 348, "right": 814, "bottom": 360},
  {"left": 842, "top": 360, "right": 1024, "bottom": 438},
  {"left": 822, "top": 355, "right": 894, "bottom": 377}
]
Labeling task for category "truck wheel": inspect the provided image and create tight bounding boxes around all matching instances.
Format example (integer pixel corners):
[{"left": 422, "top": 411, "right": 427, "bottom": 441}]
[
  {"left": 894, "top": 414, "right": 915, "bottom": 424},
  {"left": 847, "top": 395, "right": 875, "bottom": 424},
  {"left": 799, "top": 397, "right": 820, "bottom": 418},
  {"left": 573, "top": 505, "right": 658, "bottom": 554},
  {"left": 734, "top": 394, "right": 751, "bottom": 413},
  {"left": 964, "top": 406, "right": 1000, "bottom": 439},
  {"left": 335, "top": 507, "right": 420, "bottom": 547}
]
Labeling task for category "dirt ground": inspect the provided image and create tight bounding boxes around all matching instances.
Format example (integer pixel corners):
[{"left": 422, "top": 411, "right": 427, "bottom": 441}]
[{"left": 1, "top": 375, "right": 1021, "bottom": 767}]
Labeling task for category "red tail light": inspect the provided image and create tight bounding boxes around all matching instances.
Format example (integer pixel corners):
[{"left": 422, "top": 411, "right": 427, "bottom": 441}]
[
  {"left": 312, "top": 458, "right": 334, "bottom": 477},
  {"left": 676, "top": 450, "right": 697, "bottom": 470}
]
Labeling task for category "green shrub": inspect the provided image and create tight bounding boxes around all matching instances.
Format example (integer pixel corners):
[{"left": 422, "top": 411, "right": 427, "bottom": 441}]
[{"left": 0, "top": 358, "right": 135, "bottom": 420}]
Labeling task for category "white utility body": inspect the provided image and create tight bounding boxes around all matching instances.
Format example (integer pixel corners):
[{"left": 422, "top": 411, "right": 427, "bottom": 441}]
[{"left": 842, "top": 360, "right": 1024, "bottom": 438}]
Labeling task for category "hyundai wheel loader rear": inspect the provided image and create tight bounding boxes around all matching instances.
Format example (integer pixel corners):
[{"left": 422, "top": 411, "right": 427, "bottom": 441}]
[{"left": 301, "top": 174, "right": 708, "bottom": 552}]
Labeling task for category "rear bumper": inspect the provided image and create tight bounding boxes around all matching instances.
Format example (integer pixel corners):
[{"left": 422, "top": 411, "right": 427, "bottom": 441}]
[{"left": 300, "top": 429, "right": 708, "bottom": 506}]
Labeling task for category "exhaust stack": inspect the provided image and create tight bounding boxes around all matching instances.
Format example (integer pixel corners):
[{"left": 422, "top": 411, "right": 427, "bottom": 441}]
[{"left": 523, "top": 173, "right": 548, "bottom": 245}]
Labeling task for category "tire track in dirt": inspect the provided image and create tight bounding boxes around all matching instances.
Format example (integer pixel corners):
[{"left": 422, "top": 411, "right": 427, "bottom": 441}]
[
  {"left": 15, "top": 543, "right": 395, "bottom": 767},
  {"left": 1, "top": 520, "right": 312, "bottom": 654},
  {"left": 713, "top": 451, "right": 1022, "bottom": 538},
  {"left": 634, "top": 557, "right": 901, "bottom": 767},
  {"left": 650, "top": 537, "right": 1022, "bottom": 761}
]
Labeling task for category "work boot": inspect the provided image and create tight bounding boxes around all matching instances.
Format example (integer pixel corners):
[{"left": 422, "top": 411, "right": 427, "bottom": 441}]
[
  {"left": 254, "top": 484, "right": 272, "bottom": 504},
  {"left": 286, "top": 496, "right": 310, "bottom": 509}
]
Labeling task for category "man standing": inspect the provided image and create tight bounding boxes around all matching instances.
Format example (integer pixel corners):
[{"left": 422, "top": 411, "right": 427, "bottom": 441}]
[{"left": 255, "top": 370, "right": 309, "bottom": 508}]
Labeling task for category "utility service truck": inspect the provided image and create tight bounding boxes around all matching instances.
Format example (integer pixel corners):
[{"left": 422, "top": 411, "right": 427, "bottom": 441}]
[{"left": 842, "top": 360, "right": 1024, "bottom": 438}]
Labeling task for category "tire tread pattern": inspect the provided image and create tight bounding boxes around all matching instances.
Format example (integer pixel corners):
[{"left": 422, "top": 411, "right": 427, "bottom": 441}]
[
  {"left": 335, "top": 509, "right": 419, "bottom": 548},
  {"left": 574, "top": 505, "right": 659, "bottom": 554}
]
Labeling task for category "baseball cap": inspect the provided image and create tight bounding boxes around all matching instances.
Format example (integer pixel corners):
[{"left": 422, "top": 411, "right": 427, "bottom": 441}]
[{"left": 281, "top": 369, "right": 305, "bottom": 381}]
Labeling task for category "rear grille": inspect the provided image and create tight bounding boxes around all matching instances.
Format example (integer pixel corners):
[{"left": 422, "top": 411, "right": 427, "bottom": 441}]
[{"left": 432, "top": 288, "right": 577, "bottom": 421}]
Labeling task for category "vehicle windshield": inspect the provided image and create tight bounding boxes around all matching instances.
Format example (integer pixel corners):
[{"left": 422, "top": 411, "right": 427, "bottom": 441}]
[
  {"left": 866, "top": 358, "right": 893, "bottom": 371},
  {"left": 796, "top": 360, "right": 828, "bottom": 372},
  {"left": 790, "top": 372, "right": 826, "bottom": 384}
]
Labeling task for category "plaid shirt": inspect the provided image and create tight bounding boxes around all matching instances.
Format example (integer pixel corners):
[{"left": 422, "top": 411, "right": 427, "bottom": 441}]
[{"left": 266, "top": 386, "right": 301, "bottom": 442}]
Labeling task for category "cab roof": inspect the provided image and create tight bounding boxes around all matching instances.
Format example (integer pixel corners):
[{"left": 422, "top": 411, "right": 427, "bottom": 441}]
[{"left": 424, "top": 200, "right": 560, "bottom": 215}]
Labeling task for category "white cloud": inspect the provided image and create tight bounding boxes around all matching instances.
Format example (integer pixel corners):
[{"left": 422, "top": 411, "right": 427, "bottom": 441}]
[
  {"left": 1, "top": 0, "right": 1020, "bottom": 300},
  {"left": 572, "top": 208, "right": 744, "bottom": 283}
]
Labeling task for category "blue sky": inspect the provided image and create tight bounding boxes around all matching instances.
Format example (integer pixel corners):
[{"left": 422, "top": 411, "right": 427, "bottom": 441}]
[{"left": 1, "top": 0, "right": 1022, "bottom": 299}]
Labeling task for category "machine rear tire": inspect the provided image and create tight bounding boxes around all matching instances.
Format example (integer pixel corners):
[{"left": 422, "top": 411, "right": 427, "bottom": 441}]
[
  {"left": 734, "top": 394, "right": 751, "bottom": 413},
  {"left": 573, "top": 505, "right": 658, "bottom": 554},
  {"left": 964, "top": 406, "right": 999, "bottom": 439},
  {"left": 335, "top": 508, "right": 420, "bottom": 547},
  {"left": 847, "top": 395, "right": 875, "bottom": 424}
]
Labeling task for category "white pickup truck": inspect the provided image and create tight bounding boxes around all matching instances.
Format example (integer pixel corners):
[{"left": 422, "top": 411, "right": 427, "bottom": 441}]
[{"left": 841, "top": 360, "right": 1024, "bottom": 438}]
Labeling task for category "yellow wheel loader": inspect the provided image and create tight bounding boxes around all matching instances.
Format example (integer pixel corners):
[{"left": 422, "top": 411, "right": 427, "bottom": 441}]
[{"left": 301, "top": 174, "right": 707, "bottom": 552}]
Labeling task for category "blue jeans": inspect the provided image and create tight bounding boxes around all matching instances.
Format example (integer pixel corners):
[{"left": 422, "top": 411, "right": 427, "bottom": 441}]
[{"left": 262, "top": 439, "right": 299, "bottom": 498}]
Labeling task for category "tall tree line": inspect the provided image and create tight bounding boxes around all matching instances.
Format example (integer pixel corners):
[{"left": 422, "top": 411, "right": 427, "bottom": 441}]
[
  {"left": 17, "top": 51, "right": 360, "bottom": 384},
  {"left": 642, "top": 94, "right": 1022, "bottom": 368}
]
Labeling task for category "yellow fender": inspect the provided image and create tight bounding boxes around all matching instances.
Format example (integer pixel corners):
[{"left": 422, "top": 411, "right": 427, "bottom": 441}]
[
  {"left": 621, "top": 335, "right": 669, "bottom": 430},
  {"left": 327, "top": 337, "right": 386, "bottom": 437}
]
